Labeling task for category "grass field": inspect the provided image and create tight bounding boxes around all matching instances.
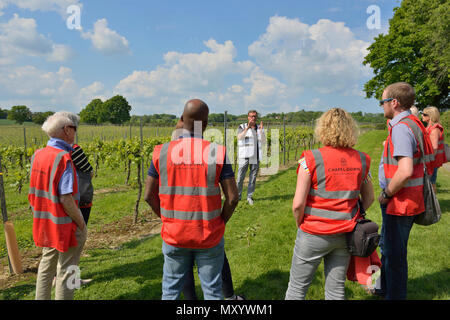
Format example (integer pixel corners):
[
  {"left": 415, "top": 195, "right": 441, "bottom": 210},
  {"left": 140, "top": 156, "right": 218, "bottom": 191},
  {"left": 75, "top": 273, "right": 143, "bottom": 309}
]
[
  {"left": 0, "top": 121, "right": 175, "bottom": 146},
  {"left": 0, "top": 129, "right": 448, "bottom": 300}
]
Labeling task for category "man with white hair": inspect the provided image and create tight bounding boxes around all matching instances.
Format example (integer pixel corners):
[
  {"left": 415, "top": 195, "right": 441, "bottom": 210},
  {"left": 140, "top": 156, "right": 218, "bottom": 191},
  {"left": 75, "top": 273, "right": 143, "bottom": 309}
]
[
  {"left": 410, "top": 106, "right": 419, "bottom": 118},
  {"left": 29, "top": 111, "right": 87, "bottom": 300}
]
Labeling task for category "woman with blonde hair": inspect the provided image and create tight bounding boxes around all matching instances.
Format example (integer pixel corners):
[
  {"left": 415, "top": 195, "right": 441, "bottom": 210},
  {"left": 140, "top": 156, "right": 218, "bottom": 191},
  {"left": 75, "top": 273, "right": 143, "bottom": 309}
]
[
  {"left": 421, "top": 106, "right": 446, "bottom": 191},
  {"left": 285, "top": 108, "right": 374, "bottom": 300}
]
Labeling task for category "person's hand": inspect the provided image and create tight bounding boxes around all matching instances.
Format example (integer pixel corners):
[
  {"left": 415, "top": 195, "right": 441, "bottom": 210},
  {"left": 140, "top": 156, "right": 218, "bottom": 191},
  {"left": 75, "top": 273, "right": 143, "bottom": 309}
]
[
  {"left": 78, "top": 218, "right": 87, "bottom": 231},
  {"left": 260, "top": 121, "right": 263, "bottom": 130},
  {"left": 248, "top": 118, "right": 256, "bottom": 128},
  {"left": 378, "top": 191, "right": 390, "bottom": 205}
]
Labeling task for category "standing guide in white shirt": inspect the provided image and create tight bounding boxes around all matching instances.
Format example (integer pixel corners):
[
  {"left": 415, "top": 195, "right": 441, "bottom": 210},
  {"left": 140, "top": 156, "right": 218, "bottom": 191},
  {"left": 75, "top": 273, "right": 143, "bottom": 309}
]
[{"left": 236, "top": 110, "right": 265, "bottom": 205}]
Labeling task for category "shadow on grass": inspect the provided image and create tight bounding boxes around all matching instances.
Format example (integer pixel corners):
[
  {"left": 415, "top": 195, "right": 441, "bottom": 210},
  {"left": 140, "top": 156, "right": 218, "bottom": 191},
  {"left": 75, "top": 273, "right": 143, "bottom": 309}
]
[
  {"left": 79, "top": 237, "right": 164, "bottom": 300},
  {"left": 408, "top": 268, "right": 450, "bottom": 299},
  {"left": 255, "top": 194, "right": 294, "bottom": 202},
  {"left": 436, "top": 199, "right": 450, "bottom": 213},
  {"left": 234, "top": 269, "right": 290, "bottom": 299}
]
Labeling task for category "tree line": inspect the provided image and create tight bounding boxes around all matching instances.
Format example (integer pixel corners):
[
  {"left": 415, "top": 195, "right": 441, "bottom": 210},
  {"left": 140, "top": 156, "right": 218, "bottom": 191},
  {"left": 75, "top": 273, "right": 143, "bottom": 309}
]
[{"left": 1, "top": 97, "right": 387, "bottom": 127}]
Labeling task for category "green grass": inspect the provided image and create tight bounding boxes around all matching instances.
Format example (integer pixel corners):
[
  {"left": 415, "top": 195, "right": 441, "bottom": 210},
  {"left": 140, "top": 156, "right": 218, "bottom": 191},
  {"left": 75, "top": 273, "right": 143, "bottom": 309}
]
[{"left": 1, "top": 129, "right": 449, "bottom": 300}]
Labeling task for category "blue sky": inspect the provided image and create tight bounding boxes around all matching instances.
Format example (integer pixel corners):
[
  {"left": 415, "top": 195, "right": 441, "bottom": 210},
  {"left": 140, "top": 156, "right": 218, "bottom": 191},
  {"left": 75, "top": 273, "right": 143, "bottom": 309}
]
[{"left": 0, "top": 0, "right": 400, "bottom": 116}]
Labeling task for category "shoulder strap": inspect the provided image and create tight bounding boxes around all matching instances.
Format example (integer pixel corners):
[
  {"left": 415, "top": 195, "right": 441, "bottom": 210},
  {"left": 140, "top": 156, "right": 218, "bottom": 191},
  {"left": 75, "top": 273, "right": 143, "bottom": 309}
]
[{"left": 400, "top": 118, "right": 430, "bottom": 174}]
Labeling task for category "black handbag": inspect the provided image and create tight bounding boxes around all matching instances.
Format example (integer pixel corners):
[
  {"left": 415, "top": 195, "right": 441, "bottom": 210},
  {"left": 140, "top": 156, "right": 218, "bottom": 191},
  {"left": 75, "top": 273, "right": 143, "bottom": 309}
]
[
  {"left": 346, "top": 201, "right": 380, "bottom": 257},
  {"left": 408, "top": 125, "right": 442, "bottom": 226},
  {"left": 414, "top": 152, "right": 441, "bottom": 226},
  {"left": 77, "top": 169, "right": 94, "bottom": 206}
]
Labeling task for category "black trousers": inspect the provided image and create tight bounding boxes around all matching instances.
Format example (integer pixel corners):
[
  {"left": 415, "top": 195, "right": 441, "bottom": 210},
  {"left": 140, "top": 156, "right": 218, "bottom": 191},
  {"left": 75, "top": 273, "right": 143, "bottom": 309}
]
[{"left": 182, "top": 251, "right": 234, "bottom": 299}]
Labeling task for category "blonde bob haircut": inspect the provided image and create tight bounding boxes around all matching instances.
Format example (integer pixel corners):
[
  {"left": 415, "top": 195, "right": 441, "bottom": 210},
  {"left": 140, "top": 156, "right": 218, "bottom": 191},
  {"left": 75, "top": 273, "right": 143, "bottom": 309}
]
[
  {"left": 315, "top": 108, "right": 359, "bottom": 148},
  {"left": 422, "top": 106, "right": 440, "bottom": 125}
]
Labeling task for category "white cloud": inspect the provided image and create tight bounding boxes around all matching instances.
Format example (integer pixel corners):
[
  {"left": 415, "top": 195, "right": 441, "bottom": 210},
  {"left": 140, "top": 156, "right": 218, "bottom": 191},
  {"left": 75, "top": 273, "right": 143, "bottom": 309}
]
[
  {"left": 243, "top": 67, "right": 289, "bottom": 111},
  {"left": 0, "top": 14, "right": 73, "bottom": 63},
  {"left": 248, "top": 16, "right": 371, "bottom": 96},
  {"left": 115, "top": 39, "right": 255, "bottom": 114},
  {"left": 78, "top": 81, "right": 109, "bottom": 104},
  {"left": 0, "top": 65, "right": 77, "bottom": 101},
  {"left": 0, "top": 0, "right": 82, "bottom": 17},
  {"left": 0, "top": 65, "right": 107, "bottom": 111},
  {"left": 81, "top": 18, "right": 130, "bottom": 55},
  {"left": 47, "top": 43, "right": 74, "bottom": 62}
]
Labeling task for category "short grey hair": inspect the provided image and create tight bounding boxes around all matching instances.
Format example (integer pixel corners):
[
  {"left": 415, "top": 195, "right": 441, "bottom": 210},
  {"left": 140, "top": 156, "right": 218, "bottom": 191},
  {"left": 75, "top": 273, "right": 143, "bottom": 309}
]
[
  {"left": 410, "top": 106, "right": 419, "bottom": 117},
  {"left": 42, "top": 111, "right": 80, "bottom": 138}
]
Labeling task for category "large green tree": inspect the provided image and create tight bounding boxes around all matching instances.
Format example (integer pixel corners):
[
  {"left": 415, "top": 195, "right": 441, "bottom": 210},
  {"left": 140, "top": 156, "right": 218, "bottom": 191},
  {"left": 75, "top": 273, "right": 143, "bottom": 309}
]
[
  {"left": 7, "top": 105, "right": 32, "bottom": 124},
  {"left": 0, "top": 108, "right": 8, "bottom": 119},
  {"left": 32, "top": 111, "right": 54, "bottom": 125},
  {"left": 103, "top": 95, "right": 132, "bottom": 124},
  {"left": 363, "top": 0, "right": 449, "bottom": 110},
  {"left": 79, "top": 98, "right": 104, "bottom": 124}
]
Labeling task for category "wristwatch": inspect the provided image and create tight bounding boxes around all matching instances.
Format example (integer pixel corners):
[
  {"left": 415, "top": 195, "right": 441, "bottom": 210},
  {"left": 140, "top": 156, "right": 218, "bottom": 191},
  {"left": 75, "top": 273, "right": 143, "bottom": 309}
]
[{"left": 380, "top": 189, "right": 392, "bottom": 200}]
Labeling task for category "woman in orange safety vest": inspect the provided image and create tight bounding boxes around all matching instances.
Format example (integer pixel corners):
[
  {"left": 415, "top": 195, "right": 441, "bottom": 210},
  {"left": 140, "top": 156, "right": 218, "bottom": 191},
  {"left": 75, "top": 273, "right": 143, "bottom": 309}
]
[
  {"left": 421, "top": 106, "right": 446, "bottom": 193},
  {"left": 285, "top": 108, "right": 375, "bottom": 300}
]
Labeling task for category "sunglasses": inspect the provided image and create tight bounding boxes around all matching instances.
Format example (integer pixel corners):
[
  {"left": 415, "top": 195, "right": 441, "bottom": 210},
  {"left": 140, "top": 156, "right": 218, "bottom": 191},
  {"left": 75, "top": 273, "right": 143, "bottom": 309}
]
[
  {"left": 379, "top": 98, "right": 394, "bottom": 106},
  {"left": 63, "top": 125, "right": 77, "bottom": 132},
  {"left": 422, "top": 113, "right": 429, "bottom": 117}
]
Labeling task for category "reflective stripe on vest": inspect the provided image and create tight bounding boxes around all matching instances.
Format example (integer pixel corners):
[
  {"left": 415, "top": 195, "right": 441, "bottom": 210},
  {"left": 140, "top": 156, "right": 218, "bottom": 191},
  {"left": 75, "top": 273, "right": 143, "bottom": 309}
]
[
  {"left": 29, "top": 147, "right": 78, "bottom": 252},
  {"left": 31, "top": 208, "right": 73, "bottom": 224},
  {"left": 386, "top": 117, "right": 434, "bottom": 171},
  {"left": 156, "top": 139, "right": 225, "bottom": 249},
  {"left": 304, "top": 206, "right": 358, "bottom": 221},
  {"left": 29, "top": 150, "right": 69, "bottom": 219},
  {"left": 160, "top": 208, "right": 222, "bottom": 221},
  {"left": 304, "top": 148, "right": 365, "bottom": 221},
  {"left": 383, "top": 116, "right": 434, "bottom": 216},
  {"left": 308, "top": 149, "right": 366, "bottom": 200},
  {"left": 158, "top": 142, "right": 220, "bottom": 197},
  {"left": 427, "top": 123, "right": 446, "bottom": 167}
]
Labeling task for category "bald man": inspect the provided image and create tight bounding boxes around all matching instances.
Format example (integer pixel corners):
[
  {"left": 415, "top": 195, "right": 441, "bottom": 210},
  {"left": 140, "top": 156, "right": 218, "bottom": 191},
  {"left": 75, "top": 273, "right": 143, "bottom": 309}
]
[{"left": 144, "top": 99, "right": 239, "bottom": 300}]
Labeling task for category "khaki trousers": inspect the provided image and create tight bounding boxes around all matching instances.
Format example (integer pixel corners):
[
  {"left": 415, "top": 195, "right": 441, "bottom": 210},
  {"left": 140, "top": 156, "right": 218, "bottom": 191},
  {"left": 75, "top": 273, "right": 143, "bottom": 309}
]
[{"left": 35, "top": 227, "right": 87, "bottom": 300}]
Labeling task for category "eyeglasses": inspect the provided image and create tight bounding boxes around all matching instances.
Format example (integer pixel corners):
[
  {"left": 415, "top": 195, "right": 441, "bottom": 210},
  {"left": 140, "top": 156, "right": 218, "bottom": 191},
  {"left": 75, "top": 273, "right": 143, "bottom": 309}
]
[
  {"left": 422, "top": 113, "right": 429, "bottom": 117},
  {"left": 379, "top": 98, "right": 394, "bottom": 106},
  {"left": 63, "top": 125, "right": 77, "bottom": 132}
]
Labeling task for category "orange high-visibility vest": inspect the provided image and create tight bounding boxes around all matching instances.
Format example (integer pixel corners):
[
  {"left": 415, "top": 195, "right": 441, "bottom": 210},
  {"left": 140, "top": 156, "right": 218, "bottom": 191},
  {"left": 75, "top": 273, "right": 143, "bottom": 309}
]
[
  {"left": 383, "top": 115, "right": 435, "bottom": 216},
  {"left": 153, "top": 137, "right": 226, "bottom": 249},
  {"left": 29, "top": 146, "right": 78, "bottom": 252},
  {"left": 300, "top": 146, "right": 370, "bottom": 235},
  {"left": 427, "top": 123, "right": 446, "bottom": 168}
]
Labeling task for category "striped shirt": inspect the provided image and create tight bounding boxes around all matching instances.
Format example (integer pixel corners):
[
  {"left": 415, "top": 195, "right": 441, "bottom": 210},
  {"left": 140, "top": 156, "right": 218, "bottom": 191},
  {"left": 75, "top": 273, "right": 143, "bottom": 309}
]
[{"left": 72, "top": 145, "right": 93, "bottom": 173}]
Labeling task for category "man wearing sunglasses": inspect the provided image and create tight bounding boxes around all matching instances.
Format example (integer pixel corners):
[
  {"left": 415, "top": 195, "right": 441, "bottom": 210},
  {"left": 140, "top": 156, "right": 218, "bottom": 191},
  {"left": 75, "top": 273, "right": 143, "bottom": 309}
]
[
  {"left": 377, "top": 82, "right": 434, "bottom": 300},
  {"left": 30, "top": 111, "right": 87, "bottom": 300}
]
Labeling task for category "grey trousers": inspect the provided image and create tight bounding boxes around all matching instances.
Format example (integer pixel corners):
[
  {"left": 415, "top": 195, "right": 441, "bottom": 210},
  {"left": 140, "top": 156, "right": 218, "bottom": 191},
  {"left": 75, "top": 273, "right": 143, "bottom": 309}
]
[
  {"left": 35, "top": 226, "right": 87, "bottom": 300},
  {"left": 285, "top": 228, "right": 350, "bottom": 300},
  {"left": 236, "top": 158, "right": 259, "bottom": 199}
]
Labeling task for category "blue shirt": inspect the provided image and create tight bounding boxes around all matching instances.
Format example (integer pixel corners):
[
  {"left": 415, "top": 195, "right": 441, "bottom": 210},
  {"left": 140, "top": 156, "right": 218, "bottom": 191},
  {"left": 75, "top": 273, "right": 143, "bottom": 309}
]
[
  {"left": 378, "top": 110, "right": 417, "bottom": 188},
  {"left": 47, "top": 138, "right": 78, "bottom": 197},
  {"left": 147, "top": 135, "right": 235, "bottom": 181}
]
